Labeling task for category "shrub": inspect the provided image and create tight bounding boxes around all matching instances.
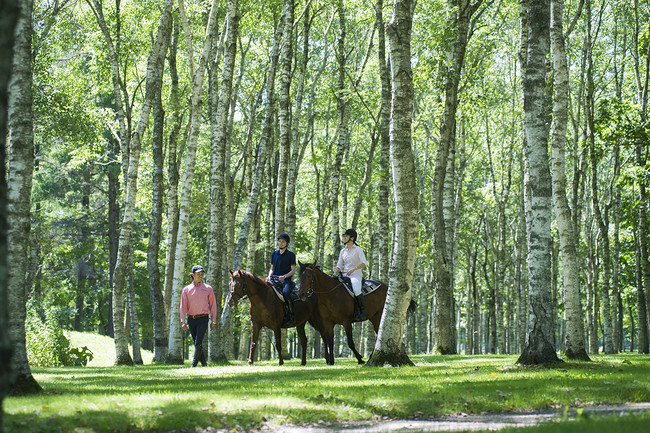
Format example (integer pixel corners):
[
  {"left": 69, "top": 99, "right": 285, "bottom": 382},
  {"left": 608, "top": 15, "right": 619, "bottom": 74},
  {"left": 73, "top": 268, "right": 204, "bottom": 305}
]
[{"left": 25, "top": 300, "right": 92, "bottom": 367}]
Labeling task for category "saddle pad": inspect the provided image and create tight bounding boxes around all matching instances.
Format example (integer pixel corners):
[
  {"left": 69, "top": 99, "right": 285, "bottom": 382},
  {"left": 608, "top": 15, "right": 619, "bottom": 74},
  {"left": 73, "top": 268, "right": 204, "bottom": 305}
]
[
  {"left": 338, "top": 276, "right": 382, "bottom": 297},
  {"left": 269, "top": 281, "right": 301, "bottom": 302}
]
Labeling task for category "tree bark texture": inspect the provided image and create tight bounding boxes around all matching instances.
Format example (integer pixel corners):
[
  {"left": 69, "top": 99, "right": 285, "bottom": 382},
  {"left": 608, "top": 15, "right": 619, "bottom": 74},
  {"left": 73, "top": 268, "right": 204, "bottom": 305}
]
[
  {"left": 208, "top": 0, "right": 239, "bottom": 363},
  {"left": 367, "top": 0, "right": 416, "bottom": 368},
  {"left": 517, "top": 0, "right": 562, "bottom": 365},
  {"left": 166, "top": 0, "right": 219, "bottom": 364},
  {"left": 0, "top": 0, "right": 20, "bottom": 412},
  {"left": 111, "top": 0, "right": 173, "bottom": 365},
  {"left": 274, "top": 0, "right": 294, "bottom": 238},
  {"left": 550, "top": 0, "right": 589, "bottom": 361},
  {"left": 433, "top": 0, "right": 480, "bottom": 355},
  {"left": 148, "top": 14, "right": 172, "bottom": 362},
  {"left": 232, "top": 15, "right": 282, "bottom": 271},
  {"left": 376, "top": 0, "right": 392, "bottom": 283},
  {"left": 7, "top": 0, "right": 41, "bottom": 393}
]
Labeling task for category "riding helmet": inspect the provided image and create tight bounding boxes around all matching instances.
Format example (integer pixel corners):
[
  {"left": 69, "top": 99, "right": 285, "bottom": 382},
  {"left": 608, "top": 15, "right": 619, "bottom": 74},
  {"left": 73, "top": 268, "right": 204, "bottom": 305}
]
[
  {"left": 343, "top": 228, "right": 357, "bottom": 242},
  {"left": 278, "top": 233, "right": 291, "bottom": 244}
]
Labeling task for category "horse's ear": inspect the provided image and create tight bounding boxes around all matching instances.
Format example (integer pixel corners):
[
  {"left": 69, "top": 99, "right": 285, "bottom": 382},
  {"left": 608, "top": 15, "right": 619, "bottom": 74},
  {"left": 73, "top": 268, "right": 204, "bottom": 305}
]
[
  {"left": 229, "top": 269, "right": 234, "bottom": 276},
  {"left": 313, "top": 258, "right": 318, "bottom": 267},
  {"left": 298, "top": 260, "right": 303, "bottom": 267}
]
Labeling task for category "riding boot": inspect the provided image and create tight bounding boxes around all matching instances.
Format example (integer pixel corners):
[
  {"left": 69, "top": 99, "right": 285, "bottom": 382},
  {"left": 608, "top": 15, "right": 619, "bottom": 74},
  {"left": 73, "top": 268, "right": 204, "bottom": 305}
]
[
  {"left": 284, "top": 294, "right": 295, "bottom": 326},
  {"left": 353, "top": 294, "right": 366, "bottom": 321}
]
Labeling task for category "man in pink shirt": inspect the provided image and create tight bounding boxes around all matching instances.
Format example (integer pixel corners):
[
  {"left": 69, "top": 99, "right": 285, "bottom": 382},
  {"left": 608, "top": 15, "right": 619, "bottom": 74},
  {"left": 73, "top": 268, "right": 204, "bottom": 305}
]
[{"left": 180, "top": 265, "right": 217, "bottom": 367}]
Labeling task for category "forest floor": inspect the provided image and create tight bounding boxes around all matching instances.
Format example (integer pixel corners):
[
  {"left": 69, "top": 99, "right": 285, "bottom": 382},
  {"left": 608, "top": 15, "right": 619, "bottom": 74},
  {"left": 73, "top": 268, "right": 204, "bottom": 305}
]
[{"left": 198, "top": 403, "right": 650, "bottom": 433}]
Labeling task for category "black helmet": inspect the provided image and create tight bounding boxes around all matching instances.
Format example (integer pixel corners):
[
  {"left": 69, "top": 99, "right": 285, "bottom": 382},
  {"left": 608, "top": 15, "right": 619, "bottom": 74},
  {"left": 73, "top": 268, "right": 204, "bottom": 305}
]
[
  {"left": 278, "top": 233, "right": 290, "bottom": 244},
  {"left": 343, "top": 229, "right": 357, "bottom": 242}
]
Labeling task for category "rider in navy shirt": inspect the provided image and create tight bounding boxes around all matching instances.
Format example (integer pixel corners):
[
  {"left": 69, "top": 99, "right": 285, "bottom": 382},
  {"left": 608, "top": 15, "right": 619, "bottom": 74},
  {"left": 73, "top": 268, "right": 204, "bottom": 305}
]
[{"left": 267, "top": 233, "right": 296, "bottom": 325}]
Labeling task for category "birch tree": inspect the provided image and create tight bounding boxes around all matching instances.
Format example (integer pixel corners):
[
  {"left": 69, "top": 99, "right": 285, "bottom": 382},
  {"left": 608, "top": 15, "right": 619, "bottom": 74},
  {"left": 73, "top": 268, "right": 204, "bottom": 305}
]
[
  {"left": 366, "top": 0, "right": 417, "bottom": 368},
  {"left": 275, "top": 0, "right": 294, "bottom": 238},
  {"left": 432, "top": 0, "right": 482, "bottom": 355},
  {"left": 207, "top": 0, "right": 240, "bottom": 362},
  {"left": 7, "top": 0, "right": 41, "bottom": 393},
  {"left": 376, "top": 0, "right": 392, "bottom": 283},
  {"left": 166, "top": 0, "right": 221, "bottom": 363},
  {"left": 231, "top": 12, "right": 282, "bottom": 271},
  {"left": 102, "top": 0, "right": 174, "bottom": 365},
  {"left": 517, "top": 0, "right": 562, "bottom": 365},
  {"left": 0, "top": 0, "right": 19, "bottom": 414},
  {"left": 550, "top": 0, "right": 589, "bottom": 360}
]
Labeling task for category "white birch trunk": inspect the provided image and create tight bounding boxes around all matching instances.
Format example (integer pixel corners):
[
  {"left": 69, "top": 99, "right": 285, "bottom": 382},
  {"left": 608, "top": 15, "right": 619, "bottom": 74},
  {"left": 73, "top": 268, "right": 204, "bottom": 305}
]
[
  {"left": 231, "top": 18, "right": 282, "bottom": 271},
  {"left": 367, "top": 0, "right": 417, "bottom": 367},
  {"left": 110, "top": 0, "right": 174, "bottom": 365},
  {"left": 517, "top": 0, "right": 561, "bottom": 365},
  {"left": 166, "top": 0, "right": 220, "bottom": 363},
  {"left": 376, "top": 0, "right": 392, "bottom": 283},
  {"left": 0, "top": 0, "right": 21, "bottom": 409},
  {"left": 550, "top": 0, "right": 589, "bottom": 361},
  {"left": 7, "top": 0, "right": 40, "bottom": 393},
  {"left": 208, "top": 0, "right": 239, "bottom": 363},
  {"left": 275, "top": 0, "right": 294, "bottom": 238}
]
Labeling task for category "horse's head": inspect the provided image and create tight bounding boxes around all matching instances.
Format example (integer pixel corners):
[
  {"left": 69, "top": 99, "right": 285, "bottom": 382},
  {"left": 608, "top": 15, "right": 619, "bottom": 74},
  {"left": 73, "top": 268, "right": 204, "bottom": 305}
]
[
  {"left": 228, "top": 269, "right": 247, "bottom": 308},
  {"left": 297, "top": 260, "right": 318, "bottom": 301}
]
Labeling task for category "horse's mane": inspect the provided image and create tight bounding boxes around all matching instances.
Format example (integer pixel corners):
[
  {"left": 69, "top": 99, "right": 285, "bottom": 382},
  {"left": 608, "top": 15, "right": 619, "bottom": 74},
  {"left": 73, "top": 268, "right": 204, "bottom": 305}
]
[{"left": 234, "top": 269, "right": 267, "bottom": 286}]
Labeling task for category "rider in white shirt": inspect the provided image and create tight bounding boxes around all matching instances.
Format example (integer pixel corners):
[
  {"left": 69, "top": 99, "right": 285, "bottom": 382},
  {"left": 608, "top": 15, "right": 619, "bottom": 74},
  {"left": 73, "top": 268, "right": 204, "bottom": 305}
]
[{"left": 333, "top": 228, "right": 368, "bottom": 321}]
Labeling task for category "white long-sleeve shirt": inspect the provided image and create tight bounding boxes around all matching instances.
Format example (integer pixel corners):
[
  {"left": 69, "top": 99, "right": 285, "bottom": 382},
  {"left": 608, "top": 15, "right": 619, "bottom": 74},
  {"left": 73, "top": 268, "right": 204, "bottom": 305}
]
[{"left": 336, "top": 244, "right": 368, "bottom": 279}]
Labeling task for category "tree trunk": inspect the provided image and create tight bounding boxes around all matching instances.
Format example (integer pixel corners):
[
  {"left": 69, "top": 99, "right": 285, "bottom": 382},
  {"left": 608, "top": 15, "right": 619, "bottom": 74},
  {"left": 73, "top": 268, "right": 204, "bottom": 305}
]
[
  {"left": 163, "top": 18, "right": 183, "bottom": 331},
  {"left": 376, "top": 0, "right": 392, "bottom": 283},
  {"left": 517, "top": 0, "right": 562, "bottom": 365},
  {"left": 148, "top": 12, "right": 172, "bottom": 362},
  {"left": 274, "top": 0, "right": 294, "bottom": 239},
  {"left": 366, "top": 0, "right": 416, "bottom": 368},
  {"left": 166, "top": 0, "right": 220, "bottom": 364},
  {"left": 0, "top": 0, "right": 20, "bottom": 412},
  {"left": 432, "top": 0, "right": 480, "bottom": 355},
  {"left": 208, "top": 0, "right": 239, "bottom": 363},
  {"left": 231, "top": 14, "right": 282, "bottom": 271},
  {"left": 549, "top": 0, "right": 589, "bottom": 361},
  {"left": 329, "top": 0, "right": 349, "bottom": 270},
  {"left": 7, "top": 0, "right": 40, "bottom": 394}
]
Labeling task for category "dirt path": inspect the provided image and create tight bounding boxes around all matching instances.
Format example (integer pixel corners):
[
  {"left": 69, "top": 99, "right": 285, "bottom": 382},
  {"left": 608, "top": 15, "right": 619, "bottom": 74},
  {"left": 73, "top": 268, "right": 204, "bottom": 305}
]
[{"left": 246, "top": 402, "right": 650, "bottom": 433}]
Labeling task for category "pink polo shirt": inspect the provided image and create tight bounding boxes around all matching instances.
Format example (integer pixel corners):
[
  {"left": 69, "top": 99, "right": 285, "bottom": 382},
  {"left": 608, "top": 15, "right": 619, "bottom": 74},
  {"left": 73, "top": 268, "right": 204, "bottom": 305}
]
[{"left": 179, "top": 281, "right": 217, "bottom": 324}]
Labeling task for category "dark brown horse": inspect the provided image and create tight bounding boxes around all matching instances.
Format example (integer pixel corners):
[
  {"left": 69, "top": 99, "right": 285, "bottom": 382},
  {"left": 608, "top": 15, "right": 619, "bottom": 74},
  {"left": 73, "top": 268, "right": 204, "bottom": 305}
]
[
  {"left": 297, "top": 261, "right": 388, "bottom": 365},
  {"left": 226, "top": 269, "right": 329, "bottom": 366}
]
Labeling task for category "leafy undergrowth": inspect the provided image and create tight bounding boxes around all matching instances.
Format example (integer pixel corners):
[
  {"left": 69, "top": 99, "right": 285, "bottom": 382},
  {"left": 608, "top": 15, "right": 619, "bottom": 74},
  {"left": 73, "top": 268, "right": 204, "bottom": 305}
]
[{"left": 4, "top": 345, "right": 650, "bottom": 433}]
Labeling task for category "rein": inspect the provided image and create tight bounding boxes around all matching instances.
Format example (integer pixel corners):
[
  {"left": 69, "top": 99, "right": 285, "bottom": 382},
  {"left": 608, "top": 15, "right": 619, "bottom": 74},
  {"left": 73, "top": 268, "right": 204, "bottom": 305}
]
[{"left": 303, "top": 267, "right": 346, "bottom": 295}]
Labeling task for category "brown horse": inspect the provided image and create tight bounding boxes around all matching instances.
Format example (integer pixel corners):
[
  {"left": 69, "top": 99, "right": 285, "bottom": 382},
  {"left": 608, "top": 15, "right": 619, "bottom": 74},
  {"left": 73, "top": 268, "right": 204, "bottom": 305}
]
[
  {"left": 297, "top": 261, "right": 389, "bottom": 365},
  {"left": 226, "top": 269, "right": 329, "bottom": 366}
]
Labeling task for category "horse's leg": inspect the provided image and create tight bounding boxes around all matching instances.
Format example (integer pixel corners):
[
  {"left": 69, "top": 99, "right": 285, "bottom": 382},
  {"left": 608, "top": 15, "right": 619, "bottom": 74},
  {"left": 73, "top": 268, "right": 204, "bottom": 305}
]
[
  {"left": 326, "top": 326, "right": 335, "bottom": 365},
  {"left": 273, "top": 327, "right": 284, "bottom": 366},
  {"left": 297, "top": 324, "right": 308, "bottom": 366},
  {"left": 344, "top": 322, "right": 364, "bottom": 364},
  {"left": 249, "top": 322, "right": 259, "bottom": 365}
]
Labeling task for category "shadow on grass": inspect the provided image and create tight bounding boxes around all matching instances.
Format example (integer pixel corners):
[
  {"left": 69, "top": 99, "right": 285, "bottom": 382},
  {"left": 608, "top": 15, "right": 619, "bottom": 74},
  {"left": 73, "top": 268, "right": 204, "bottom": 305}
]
[{"left": 5, "top": 354, "right": 650, "bottom": 433}]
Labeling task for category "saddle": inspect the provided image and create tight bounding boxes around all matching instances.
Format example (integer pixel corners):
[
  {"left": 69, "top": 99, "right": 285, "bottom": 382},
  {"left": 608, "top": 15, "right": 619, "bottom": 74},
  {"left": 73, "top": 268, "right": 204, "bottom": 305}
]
[
  {"left": 336, "top": 276, "right": 381, "bottom": 297},
  {"left": 268, "top": 277, "right": 301, "bottom": 302}
]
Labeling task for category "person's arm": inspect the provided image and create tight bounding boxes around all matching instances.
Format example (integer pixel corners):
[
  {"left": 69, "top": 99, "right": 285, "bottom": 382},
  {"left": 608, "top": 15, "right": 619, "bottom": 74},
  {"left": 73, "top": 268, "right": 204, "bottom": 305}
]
[
  {"left": 281, "top": 264, "right": 296, "bottom": 280},
  {"left": 208, "top": 286, "right": 217, "bottom": 329},
  {"left": 267, "top": 264, "right": 274, "bottom": 281},
  {"left": 347, "top": 248, "right": 368, "bottom": 276},
  {"left": 334, "top": 249, "right": 344, "bottom": 276},
  {"left": 180, "top": 288, "right": 188, "bottom": 332}
]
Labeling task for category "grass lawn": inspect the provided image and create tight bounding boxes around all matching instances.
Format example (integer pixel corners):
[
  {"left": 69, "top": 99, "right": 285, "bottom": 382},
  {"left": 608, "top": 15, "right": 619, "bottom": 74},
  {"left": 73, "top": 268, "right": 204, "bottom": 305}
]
[{"left": 4, "top": 333, "right": 650, "bottom": 433}]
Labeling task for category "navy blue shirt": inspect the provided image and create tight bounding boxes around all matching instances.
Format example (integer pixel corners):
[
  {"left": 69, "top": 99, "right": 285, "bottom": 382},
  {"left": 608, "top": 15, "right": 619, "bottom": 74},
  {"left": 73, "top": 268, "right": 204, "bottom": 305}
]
[{"left": 270, "top": 249, "right": 296, "bottom": 279}]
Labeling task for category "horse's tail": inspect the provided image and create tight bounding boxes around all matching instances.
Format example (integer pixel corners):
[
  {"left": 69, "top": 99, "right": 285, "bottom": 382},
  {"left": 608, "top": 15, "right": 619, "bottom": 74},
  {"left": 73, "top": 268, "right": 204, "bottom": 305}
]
[{"left": 408, "top": 299, "right": 417, "bottom": 315}]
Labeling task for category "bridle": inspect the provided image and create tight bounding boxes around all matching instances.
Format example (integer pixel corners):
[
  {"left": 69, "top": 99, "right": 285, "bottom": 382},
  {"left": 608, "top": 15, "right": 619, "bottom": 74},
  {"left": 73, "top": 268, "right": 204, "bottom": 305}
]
[
  {"left": 228, "top": 271, "right": 249, "bottom": 306},
  {"left": 300, "top": 264, "right": 345, "bottom": 296}
]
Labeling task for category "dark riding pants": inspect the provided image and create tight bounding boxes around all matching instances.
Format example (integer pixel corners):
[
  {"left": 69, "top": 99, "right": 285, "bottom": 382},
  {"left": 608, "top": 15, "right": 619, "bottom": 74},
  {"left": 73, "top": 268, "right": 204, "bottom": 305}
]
[{"left": 188, "top": 315, "right": 209, "bottom": 366}]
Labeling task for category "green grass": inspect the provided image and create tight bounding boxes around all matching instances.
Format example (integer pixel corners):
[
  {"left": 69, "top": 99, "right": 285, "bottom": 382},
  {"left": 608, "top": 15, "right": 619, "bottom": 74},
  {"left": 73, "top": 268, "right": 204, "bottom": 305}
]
[{"left": 4, "top": 333, "right": 650, "bottom": 433}]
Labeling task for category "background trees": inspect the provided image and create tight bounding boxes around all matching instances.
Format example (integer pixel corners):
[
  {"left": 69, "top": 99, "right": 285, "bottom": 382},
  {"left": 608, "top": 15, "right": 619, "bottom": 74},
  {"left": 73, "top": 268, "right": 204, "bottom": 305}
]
[{"left": 8, "top": 0, "right": 650, "bottom": 367}]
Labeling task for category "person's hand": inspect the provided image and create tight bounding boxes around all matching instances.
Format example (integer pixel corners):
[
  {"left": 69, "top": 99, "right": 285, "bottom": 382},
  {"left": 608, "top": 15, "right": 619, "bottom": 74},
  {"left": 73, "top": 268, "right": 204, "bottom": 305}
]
[
  {"left": 181, "top": 323, "right": 188, "bottom": 333},
  {"left": 210, "top": 322, "right": 216, "bottom": 330},
  {"left": 278, "top": 275, "right": 285, "bottom": 281}
]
